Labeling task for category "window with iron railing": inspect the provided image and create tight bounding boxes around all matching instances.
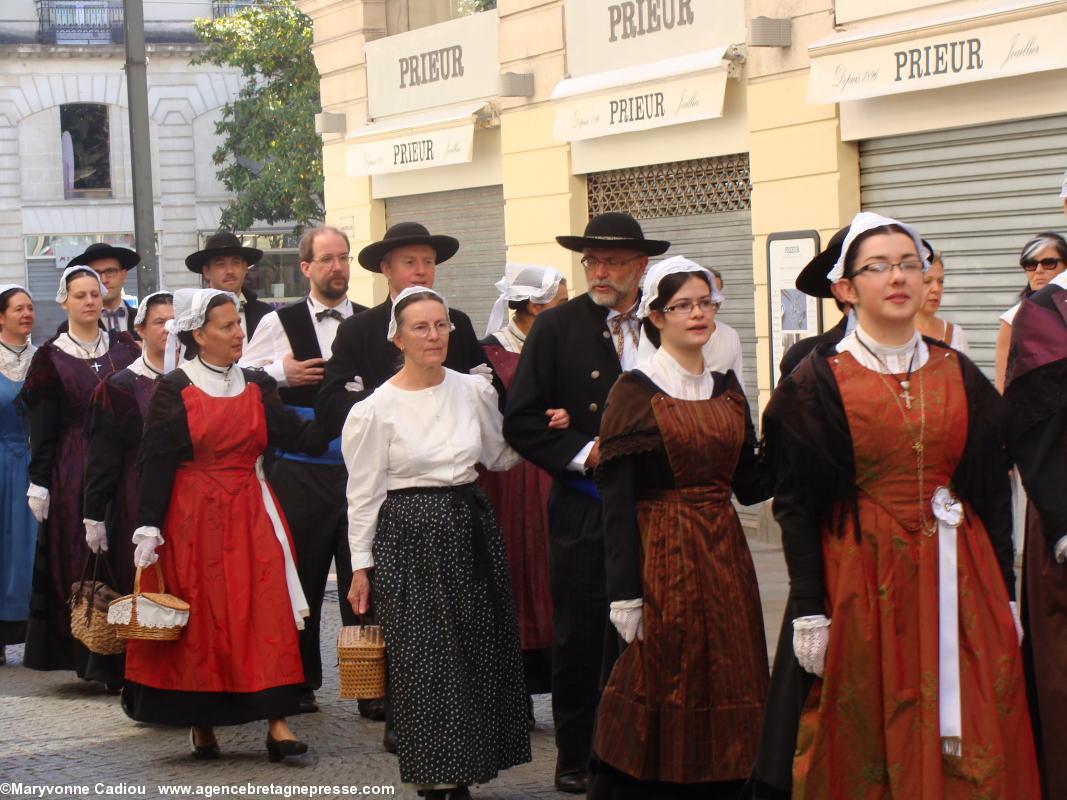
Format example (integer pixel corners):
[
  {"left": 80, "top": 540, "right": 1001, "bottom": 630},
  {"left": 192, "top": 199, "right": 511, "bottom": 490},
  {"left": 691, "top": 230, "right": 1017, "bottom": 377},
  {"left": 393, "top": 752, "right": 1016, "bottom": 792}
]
[
  {"left": 212, "top": 1, "right": 255, "bottom": 18},
  {"left": 36, "top": 0, "right": 124, "bottom": 45}
]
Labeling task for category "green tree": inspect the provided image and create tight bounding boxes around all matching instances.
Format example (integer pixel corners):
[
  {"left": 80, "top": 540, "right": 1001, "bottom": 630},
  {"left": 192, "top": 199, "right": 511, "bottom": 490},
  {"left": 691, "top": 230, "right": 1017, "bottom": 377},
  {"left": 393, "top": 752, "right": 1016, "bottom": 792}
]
[
  {"left": 457, "top": 0, "right": 496, "bottom": 13},
  {"left": 193, "top": 1, "right": 323, "bottom": 233}
]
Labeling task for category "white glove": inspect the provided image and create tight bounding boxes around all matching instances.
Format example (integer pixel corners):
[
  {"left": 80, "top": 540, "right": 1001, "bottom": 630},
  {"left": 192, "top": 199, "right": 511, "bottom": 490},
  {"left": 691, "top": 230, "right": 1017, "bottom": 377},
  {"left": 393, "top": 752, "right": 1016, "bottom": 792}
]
[
  {"left": 793, "top": 614, "right": 831, "bottom": 677},
  {"left": 132, "top": 526, "right": 163, "bottom": 568},
  {"left": 1054, "top": 534, "right": 1067, "bottom": 564},
  {"left": 1010, "top": 601, "right": 1023, "bottom": 646},
  {"left": 469, "top": 363, "right": 493, "bottom": 382},
  {"left": 27, "top": 484, "right": 49, "bottom": 523},
  {"left": 343, "top": 376, "right": 365, "bottom": 393},
  {"left": 84, "top": 519, "right": 108, "bottom": 554},
  {"left": 609, "top": 599, "right": 644, "bottom": 644}
]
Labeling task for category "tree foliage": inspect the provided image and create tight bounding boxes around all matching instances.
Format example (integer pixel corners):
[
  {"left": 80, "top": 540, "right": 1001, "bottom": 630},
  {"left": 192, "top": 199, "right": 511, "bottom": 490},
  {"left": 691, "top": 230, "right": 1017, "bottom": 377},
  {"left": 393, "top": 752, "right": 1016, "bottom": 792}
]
[
  {"left": 457, "top": 0, "right": 496, "bottom": 13},
  {"left": 193, "top": 1, "right": 323, "bottom": 233}
]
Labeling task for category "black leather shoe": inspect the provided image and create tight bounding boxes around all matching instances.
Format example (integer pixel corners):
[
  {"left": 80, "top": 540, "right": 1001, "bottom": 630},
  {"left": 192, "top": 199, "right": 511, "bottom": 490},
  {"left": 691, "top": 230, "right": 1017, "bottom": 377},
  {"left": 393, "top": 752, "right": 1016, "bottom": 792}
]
[
  {"left": 357, "top": 698, "right": 387, "bottom": 721},
  {"left": 189, "top": 728, "right": 220, "bottom": 760},
  {"left": 266, "top": 734, "right": 308, "bottom": 762},
  {"left": 554, "top": 769, "right": 588, "bottom": 794},
  {"left": 447, "top": 788, "right": 471, "bottom": 800},
  {"left": 382, "top": 724, "right": 397, "bottom": 754},
  {"left": 296, "top": 690, "right": 319, "bottom": 714}
]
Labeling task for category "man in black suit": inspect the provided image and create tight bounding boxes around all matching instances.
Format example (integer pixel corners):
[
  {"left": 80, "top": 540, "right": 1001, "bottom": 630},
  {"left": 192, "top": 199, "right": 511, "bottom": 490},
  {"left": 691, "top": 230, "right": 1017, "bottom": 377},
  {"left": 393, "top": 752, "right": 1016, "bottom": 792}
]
[
  {"left": 503, "top": 212, "right": 669, "bottom": 794},
  {"left": 315, "top": 221, "right": 498, "bottom": 439},
  {"left": 241, "top": 225, "right": 367, "bottom": 715},
  {"left": 58, "top": 243, "right": 140, "bottom": 339},
  {"left": 185, "top": 232, "right": 272, "bottom": 340},
  {"left": 777, "top": 225, "right": 854, "bottom": 383}
]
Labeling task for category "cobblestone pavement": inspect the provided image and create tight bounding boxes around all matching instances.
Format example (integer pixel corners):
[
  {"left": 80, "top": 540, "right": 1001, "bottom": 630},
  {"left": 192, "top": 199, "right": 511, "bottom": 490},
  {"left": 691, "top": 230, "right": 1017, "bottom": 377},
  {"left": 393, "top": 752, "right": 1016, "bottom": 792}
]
[{"left": 0, "top": 540, "right": 786, "bottom": 800}]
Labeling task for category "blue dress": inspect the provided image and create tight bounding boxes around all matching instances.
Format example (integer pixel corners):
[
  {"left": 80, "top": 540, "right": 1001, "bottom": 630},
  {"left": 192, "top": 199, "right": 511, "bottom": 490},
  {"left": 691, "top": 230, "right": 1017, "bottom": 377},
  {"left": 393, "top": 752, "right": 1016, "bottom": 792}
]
[{"left": 0, "top": 371, "right": 35, "bottom": 642}]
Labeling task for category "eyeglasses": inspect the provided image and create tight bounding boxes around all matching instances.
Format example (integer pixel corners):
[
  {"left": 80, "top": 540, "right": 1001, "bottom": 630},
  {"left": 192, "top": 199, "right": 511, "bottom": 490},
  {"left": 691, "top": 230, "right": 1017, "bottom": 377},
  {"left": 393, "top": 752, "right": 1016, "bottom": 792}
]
[
  {"left": 407, "top": 321, "right": 451, "bottom": 338},
  {"left": 1021, "top": 257, "right": 1064, "bottom": 271},
  {"left": 581, "top": 254, "right": 642, "bottom": 270},
  {"left": 850, "top": 260, "right": 924, "bottom": 277},
  {"left": 96, "top": 268, "right": 125, "bottom": 278},
  {"left": 311, "top": 254, "right": 351, "bottom": 267},
  {"left": 662, "top": 297, "right": 720, "bottom": 315}
]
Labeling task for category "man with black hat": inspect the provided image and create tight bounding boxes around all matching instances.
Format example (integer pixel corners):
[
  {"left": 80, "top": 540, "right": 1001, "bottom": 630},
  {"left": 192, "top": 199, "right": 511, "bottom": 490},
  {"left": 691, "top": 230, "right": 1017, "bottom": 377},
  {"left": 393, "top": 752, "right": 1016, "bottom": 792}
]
[
  {"left": 241, "top": 225, "right": 366, "bottom": 715},
  {"left": 58, "top": 243, "right": 140, "bottom": 338},
  {"left": 777, "top": 225, "right": 855, "bottom": 382},
  {"left": 315, "top": 221, "right": 499, "bottom": 438},
  {"left": 185, "top": 232, "right": 272, "bottom": 340},
  {"left": 502, "top": 211, "right": 669, "bottom": 794}
]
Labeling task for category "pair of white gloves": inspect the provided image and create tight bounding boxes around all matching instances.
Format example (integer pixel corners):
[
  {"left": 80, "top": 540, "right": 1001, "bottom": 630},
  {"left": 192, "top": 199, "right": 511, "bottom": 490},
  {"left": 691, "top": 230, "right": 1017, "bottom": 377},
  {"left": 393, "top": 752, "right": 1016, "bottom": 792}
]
[
  {"left": 792, "top": 603, "right": 1024, "bottom": 678},
  {"left": 82, "top": 520, "right": 162, "bottom": 567}
]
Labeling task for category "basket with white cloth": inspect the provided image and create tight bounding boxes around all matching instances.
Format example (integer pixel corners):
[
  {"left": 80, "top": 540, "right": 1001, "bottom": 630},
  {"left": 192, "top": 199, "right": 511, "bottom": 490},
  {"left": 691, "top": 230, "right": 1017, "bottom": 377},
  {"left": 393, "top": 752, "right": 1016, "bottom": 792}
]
[{"left": 107, "top": 564, "right": 190, "bottom": 641}]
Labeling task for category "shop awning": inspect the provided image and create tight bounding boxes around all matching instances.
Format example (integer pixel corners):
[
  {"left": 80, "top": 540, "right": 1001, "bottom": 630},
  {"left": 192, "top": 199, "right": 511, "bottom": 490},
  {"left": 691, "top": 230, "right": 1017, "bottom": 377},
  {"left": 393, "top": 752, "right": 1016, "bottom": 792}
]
[
  {"left": 807, "top": 1, "right": 1067, "bottom": 105},
  {"left": 346, "top": 102, "right": 493, "bottom": 176},
  {"left": 549, "top": 47, "right": 733, "bottom": 142}
]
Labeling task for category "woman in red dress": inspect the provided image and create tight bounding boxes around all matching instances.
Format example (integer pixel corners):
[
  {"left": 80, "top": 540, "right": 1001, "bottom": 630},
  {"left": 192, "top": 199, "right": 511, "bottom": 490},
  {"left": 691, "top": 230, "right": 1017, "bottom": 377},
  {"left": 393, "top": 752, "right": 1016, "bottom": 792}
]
[
  {"left": 121, "top": 289, "right": 326, "bottom": 761},
  {"left": 752, "top": 213, "right": 1040, "bottom": 798}
]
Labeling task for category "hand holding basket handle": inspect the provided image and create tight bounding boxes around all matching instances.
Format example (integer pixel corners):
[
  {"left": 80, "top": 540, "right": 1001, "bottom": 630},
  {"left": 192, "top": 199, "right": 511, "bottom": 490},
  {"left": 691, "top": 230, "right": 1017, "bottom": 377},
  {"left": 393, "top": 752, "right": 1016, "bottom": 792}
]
[
  {"left": 348, "top": 568, "right": 371, "bottom": 616},
  {"left": 132, "top": 526, "right": 163, "bottom": 568}
]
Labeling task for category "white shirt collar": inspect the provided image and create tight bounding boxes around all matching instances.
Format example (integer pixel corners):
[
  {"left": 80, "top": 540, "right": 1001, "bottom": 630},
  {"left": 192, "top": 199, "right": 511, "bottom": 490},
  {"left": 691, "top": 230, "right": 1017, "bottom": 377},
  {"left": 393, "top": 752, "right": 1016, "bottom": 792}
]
[
  {"left": 0, "top": 341, "right": 35, "bottom": 382},
  {"left": 641, "top": 346, "right": 715, "bottom": 401},
  {"left": 1050, "top": 272, "right": 1067, "bottom": 290}
]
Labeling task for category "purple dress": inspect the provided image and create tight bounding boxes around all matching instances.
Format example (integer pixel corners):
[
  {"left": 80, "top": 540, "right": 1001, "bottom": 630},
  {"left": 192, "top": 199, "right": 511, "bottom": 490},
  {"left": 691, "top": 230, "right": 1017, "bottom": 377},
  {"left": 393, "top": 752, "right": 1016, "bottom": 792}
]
[{"left": 18, "top": 332, "right": 139, "bottom": 675}]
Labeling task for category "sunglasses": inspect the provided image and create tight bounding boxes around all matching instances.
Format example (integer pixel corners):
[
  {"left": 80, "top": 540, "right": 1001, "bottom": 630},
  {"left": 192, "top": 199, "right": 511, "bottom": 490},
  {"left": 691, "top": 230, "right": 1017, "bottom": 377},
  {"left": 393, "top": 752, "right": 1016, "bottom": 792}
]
[{"left": 1021, "top": 257, "right": 1064, "bottom": 271}]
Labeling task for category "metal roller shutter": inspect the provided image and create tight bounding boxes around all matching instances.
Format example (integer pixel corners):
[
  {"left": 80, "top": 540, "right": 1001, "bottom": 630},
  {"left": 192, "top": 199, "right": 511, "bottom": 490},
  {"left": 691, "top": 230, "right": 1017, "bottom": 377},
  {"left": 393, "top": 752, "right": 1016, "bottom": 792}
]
[
  {"left": 385, "top": 186, "right": 506, "bottom": 335},
  {"left": 860, "top": 116, "right": 1067, "bottom": 377}
]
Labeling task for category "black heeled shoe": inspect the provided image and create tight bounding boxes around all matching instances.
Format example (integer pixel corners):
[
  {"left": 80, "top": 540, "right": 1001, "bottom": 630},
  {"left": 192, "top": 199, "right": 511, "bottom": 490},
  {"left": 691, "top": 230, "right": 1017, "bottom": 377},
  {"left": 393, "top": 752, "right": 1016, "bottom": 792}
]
[
  {"left": 189, "top": 729, "right": 220, "bottom": 760},
  {"left": 266, "top": 734, "right": 308, "bottom": 762}
]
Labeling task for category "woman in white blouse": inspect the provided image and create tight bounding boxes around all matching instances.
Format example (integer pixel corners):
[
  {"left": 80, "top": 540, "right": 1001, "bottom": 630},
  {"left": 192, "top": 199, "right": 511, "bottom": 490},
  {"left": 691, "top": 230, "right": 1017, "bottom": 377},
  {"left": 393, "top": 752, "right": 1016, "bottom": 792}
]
[
  {"left": 915, "top": 247, "right": 970, "bottom": 355},
  {"left": 343, "top": 287, "right": 531, "bottom": 800}
]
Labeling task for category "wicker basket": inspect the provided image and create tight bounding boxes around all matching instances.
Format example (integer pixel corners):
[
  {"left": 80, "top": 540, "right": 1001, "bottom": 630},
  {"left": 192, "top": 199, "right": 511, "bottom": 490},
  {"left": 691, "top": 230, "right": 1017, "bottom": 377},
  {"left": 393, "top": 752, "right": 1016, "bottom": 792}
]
[
  {"left": 338, "top": 625, "right": 386, "bottom": 700},
  {"left": 108, "top": 564, "right": 190, "bottom": 642},
  {"left": 69, "top": 556, "right": 125, "bottom": 656}
]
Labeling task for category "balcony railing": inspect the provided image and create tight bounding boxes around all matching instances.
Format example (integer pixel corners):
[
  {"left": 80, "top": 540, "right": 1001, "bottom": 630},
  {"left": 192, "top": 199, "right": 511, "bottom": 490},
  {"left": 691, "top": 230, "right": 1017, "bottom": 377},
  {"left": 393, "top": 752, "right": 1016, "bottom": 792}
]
[
  {"left": 36, "top": 0, "right": 124, "bottom": 45},
  {"left": 212, "top": 1, "right": 255, "bottom": 18}
]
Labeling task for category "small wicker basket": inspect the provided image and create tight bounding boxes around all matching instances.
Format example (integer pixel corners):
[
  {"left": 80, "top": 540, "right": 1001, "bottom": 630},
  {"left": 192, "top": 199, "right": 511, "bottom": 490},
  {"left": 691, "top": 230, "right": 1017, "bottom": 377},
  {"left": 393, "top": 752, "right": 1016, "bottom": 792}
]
[
  {"left": 70, "top": 556, "right": 125, "bottom": 656},
  {"left": 338, "top": 625, "right": 386, "bottom": 700},
  {"left": 108, "top": 564, "right": 190, "bottom": 641}
]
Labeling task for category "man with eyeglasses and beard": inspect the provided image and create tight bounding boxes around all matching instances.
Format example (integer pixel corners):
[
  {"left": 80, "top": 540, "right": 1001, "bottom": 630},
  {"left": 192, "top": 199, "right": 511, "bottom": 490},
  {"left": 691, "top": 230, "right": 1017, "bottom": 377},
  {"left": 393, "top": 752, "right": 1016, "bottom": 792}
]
[
  {"left": 503, "top": 212, "right": 669, "bottom": 794},
  {"left": 241, "top": 225, "right": 367, "bottom": 716}
]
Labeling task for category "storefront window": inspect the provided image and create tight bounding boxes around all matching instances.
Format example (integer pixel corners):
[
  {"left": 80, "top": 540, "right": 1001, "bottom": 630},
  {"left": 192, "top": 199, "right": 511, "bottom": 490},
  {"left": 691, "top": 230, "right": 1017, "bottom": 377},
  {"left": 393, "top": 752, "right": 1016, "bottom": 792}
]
[{"left": 199, "top": 232, "right": 305, "bottom": 306}]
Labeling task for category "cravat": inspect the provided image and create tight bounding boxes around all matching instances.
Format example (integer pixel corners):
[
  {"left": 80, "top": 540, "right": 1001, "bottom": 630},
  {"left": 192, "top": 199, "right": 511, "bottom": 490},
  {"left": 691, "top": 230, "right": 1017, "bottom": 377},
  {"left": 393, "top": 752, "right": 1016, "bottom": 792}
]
[
  {"left": 101, "top": 307, "right": 124, "bottom": 332},
  {"left": 315, "top": 308, "right": 344, "bottom": 323},
  {"left": 609, "top": 309, "right": 638, "bottom": 363}
]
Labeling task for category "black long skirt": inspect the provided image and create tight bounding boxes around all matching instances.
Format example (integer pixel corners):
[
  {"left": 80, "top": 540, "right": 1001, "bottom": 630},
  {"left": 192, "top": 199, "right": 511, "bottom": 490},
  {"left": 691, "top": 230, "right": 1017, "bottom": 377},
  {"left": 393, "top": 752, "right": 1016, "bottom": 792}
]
[{"left": 373, "top": 485, "right": 530, "bottom": 786}]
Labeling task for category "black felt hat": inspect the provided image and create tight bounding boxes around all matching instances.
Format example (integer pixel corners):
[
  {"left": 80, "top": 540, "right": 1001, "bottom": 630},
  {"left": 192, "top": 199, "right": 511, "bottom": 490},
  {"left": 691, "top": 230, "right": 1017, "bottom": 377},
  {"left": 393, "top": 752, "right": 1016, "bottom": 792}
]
[
  {"left": 795, "top": 225, "right": 850, "bottom": 299},
  {"left": 556, "top": 212, "right": 670, "bottom": 256},
  {"left": 185, "top": 232, "right": 263, "bottom": 274},
  {"left": 69, "top": 242, "right": 140, "bottom": 271},
  {"left": 357, "top": 222, "right": 460, "bottom": 272}
]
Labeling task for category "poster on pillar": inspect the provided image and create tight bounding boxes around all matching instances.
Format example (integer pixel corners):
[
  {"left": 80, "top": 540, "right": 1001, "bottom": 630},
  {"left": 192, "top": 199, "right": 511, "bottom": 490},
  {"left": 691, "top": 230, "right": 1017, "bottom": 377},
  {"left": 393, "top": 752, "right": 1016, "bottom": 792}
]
[
  {"left": 767, "top": 231, "right": 821, "bottom": 387},
  {"left": 346, "top": 123, "right": 475, "bottom": 176},
  {"left": 552, "top": 69, "right": 728, "bottom": 141},
  {"left": 808, "top": 10, "right": 1067, "bottom": 104}
]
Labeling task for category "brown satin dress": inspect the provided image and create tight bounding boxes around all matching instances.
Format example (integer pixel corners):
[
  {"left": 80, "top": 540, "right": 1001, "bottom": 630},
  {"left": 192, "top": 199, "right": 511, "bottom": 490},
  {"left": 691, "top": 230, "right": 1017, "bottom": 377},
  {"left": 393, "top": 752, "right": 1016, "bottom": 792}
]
[{"left": 594, "top": 387, "right": 768, "bottom": 784}]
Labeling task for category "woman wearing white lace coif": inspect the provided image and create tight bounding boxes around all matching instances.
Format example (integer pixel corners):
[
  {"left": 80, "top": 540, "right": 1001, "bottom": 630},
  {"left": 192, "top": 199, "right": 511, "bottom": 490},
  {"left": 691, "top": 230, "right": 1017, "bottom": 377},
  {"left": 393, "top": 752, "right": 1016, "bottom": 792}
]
[
  {"left": 18, "top": 266, "right": 138, "bottom": 679},
  {"left": 343, "top": 287, "right": 530, "bottom": 800},
  {"left": 120, "top": 288, "right": 327, "bottom": 762},
  {"left": 751, "top": 212, "right": 1039, "bottom": 799}
]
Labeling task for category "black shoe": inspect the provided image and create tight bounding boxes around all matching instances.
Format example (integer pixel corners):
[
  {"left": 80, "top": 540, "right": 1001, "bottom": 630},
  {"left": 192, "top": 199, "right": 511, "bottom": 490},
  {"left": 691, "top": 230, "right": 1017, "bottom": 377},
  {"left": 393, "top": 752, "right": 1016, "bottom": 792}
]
[
  {"left": 189, "top": 729, "right": 220, "bottom": 760},
  {"left": 554, "top": 769, "right": 588, "bottom": 794},
  {"left": 382, "top": 724, "right": 397, "bottom": 754},
  {"left": 266, "top": 734, "right": 308, "bottom": 763},
  {"left": 447, "top": 788, "right": 471, "bottom": 800},
  {"left": 296, "top": 689, "right": 319, "bottom": 714},
  {"left": 357, "top": 697, "right": 387, "bottom": 721}
]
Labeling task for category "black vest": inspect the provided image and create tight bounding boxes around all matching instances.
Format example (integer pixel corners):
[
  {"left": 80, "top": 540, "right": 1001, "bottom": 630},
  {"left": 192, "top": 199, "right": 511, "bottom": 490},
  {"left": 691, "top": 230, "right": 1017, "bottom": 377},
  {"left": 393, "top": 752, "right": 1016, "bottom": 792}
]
[{"left": 276, "top": 300, "right": 322, "bottom": 408}]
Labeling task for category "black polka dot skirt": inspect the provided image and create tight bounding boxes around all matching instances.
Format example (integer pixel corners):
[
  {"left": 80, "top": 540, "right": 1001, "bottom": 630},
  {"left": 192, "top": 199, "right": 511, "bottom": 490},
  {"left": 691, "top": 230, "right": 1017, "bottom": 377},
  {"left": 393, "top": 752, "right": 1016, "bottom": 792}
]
[{"left": 373, "top": 485, "right": 531, "bottom": 786}]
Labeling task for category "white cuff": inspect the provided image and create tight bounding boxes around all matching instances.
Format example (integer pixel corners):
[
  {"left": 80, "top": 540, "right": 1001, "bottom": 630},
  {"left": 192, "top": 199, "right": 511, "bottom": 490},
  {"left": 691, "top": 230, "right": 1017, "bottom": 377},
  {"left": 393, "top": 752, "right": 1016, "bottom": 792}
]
[
  {"left": 266, "top": 358, "right": 288, "bottom": 388},
  {"left": 352, "top": 551, "right": 375, "bottom": 571},
  {"left": 567, "top": 440, "right": 596, "bottom": 474},
  {"left": 132, "top": 526, "right": 164, "bottom": 545},
  {"left": 27, "top": 483, "right": 48, "bottom": 500},
  {"left": 1055, "top": 535, "right": 1067, "bottom": 563},
  {"left": 83, "top": 518, "right": 104, "bottom": 528},
  {"left": 610, "top": 598, "right": 643, "bottom": 610},
  {"left": 792, "top": 614, "right": 831, "bottom": 630}
]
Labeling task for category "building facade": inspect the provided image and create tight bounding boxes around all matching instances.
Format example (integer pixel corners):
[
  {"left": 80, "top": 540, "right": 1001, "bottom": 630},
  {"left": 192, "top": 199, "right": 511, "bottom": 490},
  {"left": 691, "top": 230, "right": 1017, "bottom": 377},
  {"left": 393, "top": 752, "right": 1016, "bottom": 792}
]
[
  {"left": 0, "top": 0, "right": 300, "bottom": 340},
  {"left": 297, "top": 0, "right": 1067, "bottom": 407}
]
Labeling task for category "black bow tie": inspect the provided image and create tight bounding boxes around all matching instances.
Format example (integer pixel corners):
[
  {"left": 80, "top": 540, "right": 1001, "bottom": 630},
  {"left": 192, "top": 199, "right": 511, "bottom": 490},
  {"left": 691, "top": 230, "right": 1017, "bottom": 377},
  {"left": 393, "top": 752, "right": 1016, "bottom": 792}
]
[{"left": 315, "top": 308, "right": 344, "bottom": 323}]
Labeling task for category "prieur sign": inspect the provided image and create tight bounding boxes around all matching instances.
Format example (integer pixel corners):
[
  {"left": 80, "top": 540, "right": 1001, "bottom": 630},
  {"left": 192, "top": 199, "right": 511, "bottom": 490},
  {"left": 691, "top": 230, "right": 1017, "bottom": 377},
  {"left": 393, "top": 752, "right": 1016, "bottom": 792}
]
[
  {"left": 808, "top": 11, "right": 1067, "bottom": 104},
  {"left": 347, "top": 124, "right": 475, "bottom": 176},
  {"left": 607, "top": 0, "right": 695, "bottom": 42},
  {"left": 365, "top": 12, "right": 497, "bottom": 119}
]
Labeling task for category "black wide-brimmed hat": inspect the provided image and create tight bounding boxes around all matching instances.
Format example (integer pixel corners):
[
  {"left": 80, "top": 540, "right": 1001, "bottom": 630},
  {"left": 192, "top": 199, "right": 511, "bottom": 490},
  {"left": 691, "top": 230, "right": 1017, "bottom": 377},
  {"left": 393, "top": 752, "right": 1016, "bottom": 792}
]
[
  {"left": 358, "top": 222, "right": 460, "bottom": 272},
  {"left": 69, "top": 242, "right": 140, "bottom": 271},
  {"left": 556, "top": 212, "right": 670, "bottom": 256},
  {"left": 185, "top": 232, "right": 263, "bottom": 274},
  {"left": 795, "top": 225, "right": 850, "bottom": 299}
]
